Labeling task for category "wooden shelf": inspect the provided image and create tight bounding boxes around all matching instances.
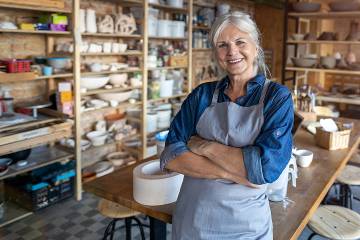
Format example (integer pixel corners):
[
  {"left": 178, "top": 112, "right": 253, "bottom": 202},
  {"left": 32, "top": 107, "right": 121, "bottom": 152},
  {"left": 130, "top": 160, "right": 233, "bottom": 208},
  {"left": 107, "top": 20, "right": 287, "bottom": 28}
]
[
  {"left": 148, "top": 66, "right": 187, "bottom": 70},
  {"left": 286, "top": 67, "right": 360, "bottom": 75},
  {"left": 82, "top": 86, "right": 141, "bottom": 96},
  {"left": 317, "top": 95, "right": 360, "bottom": 105},
  {"left": 81, "top": 33, "right": 142, "bottom": 38},
  {"left": 287, "top": 40, "right": 360, "bottom": 45},
  {"left": 0, "top": 72, "right": 73, "bottom": 83},
  {"left": 0, "top": 3, "right": 71, "bottom": 13},
  {"left": 81, "top": 101, "right": 142, "bottom": 114},
  {"left": 36, "top": 73, "right": 73, "bottom": 79},
  {"left": 193, "top": 48, "right": 211, "bottom": 51},
  {"left": 148, "top": 3, "right": 188, "bottom": 12},
  {"left": 81, "top": 68, "right": 142, "bottom": 76},
  {"left": 0, "top": 29, "right": 71, "bottom": 35},
  {"left": 0, "top": 201, "right": 32, "bottom": 228},
  {"left": 148, "top": 93, "right": 187, "bottom": 103},
  {"left": 149, "top": 36, "right": 187, "bottom": 41},
  {"left": 0, "top": 146, "right": 74, "bottom": 181},
  {"left": 81, "top": 51, "right": 143, "bottom": 56},
  {"left": 288, "top": 11, "right": 360, "bottom": 19}
]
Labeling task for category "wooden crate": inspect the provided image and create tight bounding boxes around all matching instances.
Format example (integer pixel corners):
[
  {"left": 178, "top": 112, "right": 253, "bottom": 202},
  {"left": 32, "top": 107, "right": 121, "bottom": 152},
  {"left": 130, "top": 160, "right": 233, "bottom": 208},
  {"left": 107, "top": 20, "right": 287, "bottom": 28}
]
[
  {"left": 315, "top": 125, "right": 351, "bottom": 150},
  {"left": 0, "top": 0, "right": 65, "bottom": 9},
  {"left": 169, "top": 55, "right": 188, "bottom": 67}
]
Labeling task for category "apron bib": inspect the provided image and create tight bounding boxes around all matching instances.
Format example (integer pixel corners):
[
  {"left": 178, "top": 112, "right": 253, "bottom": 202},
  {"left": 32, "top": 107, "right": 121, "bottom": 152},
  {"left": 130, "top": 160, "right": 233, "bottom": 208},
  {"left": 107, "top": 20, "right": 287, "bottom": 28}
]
[{"left": 172, "top": 80, "right": 273, "bottom": 240}]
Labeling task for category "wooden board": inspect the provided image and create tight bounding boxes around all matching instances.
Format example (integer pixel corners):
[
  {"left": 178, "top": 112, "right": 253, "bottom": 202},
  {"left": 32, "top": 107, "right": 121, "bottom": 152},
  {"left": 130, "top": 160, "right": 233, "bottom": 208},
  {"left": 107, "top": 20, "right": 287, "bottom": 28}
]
[
  {"left": 0, "top": 0, "right": 64, "bottom": 9},
  {"left": 84, "top": 118, "right": 360, "bottom": 240},
  {"left": 0, "top": 72, "right": 37, "bottom": 83}
]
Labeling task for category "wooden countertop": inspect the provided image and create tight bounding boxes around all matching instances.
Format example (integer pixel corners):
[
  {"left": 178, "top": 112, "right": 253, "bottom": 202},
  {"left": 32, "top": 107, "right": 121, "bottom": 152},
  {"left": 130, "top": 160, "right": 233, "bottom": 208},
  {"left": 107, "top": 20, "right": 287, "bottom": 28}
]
[{"left": 84, "top": 118, "right": 360, "bottom": 240}]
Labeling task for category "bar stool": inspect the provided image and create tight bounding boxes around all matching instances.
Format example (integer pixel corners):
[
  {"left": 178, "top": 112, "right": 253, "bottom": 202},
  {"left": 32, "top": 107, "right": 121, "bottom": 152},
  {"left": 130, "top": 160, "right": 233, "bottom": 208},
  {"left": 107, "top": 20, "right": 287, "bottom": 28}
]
[
  {"left": 307, "top": 205, "right": 360, "bottom": 240},
  {"left": 98, "top": 199, "right": 147, "bottom": 240},
  {"left": 337, "top": 164, "right": 360, "bottom": 209}
]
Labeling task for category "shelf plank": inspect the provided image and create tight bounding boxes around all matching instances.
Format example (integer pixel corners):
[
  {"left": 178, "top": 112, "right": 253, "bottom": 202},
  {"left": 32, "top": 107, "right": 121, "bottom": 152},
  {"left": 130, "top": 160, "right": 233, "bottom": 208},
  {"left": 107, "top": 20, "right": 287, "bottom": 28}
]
[
  {"left": 0, "top": 3, "right": 71, "bottom": 13},
  {"left": 288, "top": 11, "right": 360, "bottom": 19},
  {"left": 0, "top": 29, "right": 71, "bottom": 35},
  {"left": 317, "top": 95, "right": 360, "bottom": 105},
  {"left": 0, "top": 72, "right": 73, "bottom": 83},
  {"left": 82, "top": 86, "right": 141, "bottom": 96},
  {"left": 0, "top": 146, "right": 74, "bottom": 181},
  {"left": 81, "top": 68, "right": 142, "bottom": 76},
  {"left": 148, "top": 3, "right": 188, "bottom": 12},
  {"left": 287, "top": 40, "right": 360, "bottom": 45},
  {"left": 148, "top": 66, "right": 187, "bottom": 70},
  {"left": 35, "top": 73, "right": 73, "bottom": 79},
  {"left": 0, "top": 201, "right": 32, "bottom": 228},
  {"left": 192, "top": 48, "right": 211, "bottom": 51},
  {"left": 286, "top": 67, "right": 360, "bottom": 75},
  {"left": 149, "top": 36, "right": 187, "bottom": 41},
  {"left": 148, "top": 93, "right": 187, "bottom": 103},
  {"left": 81, "top": 33, "right": 142, "bottom": 38},
  {"left": 81, "top": 51, "right": 143, "bottom": 56},
  {"left": 0, "top": 128, "right": 72, "bottom": 156}
]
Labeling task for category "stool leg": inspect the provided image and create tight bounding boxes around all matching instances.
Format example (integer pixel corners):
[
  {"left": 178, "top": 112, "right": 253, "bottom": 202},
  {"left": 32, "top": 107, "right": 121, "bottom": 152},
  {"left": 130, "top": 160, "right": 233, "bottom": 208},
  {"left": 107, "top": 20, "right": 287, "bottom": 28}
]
[
  {"left": 125, "top": 218, "right": 132, "bottom": 240},
  {"left": 340, "top": 184, "right": 346, "bottom": 207},
  {"left": 110, "top": 219, "right": 117, "bottom": 240},
  {"left": 348, "top": 186, "right": 353, "bottom": 210},
  {"left": 132, "top": 216, "right": 146, "bottom": 240},
  {"left": 308, "top": 232, "right": 317, "bottom": 240},
  {"left": 103, "top": 219, "right": 116, "bottom": 240}
]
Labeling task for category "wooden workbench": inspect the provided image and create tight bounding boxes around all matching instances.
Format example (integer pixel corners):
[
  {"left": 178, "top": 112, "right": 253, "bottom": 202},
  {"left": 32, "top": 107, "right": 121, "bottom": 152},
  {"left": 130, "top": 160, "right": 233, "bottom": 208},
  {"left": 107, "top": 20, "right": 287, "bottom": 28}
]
[{"left": 84, "top": 118, "right": 360, "bottom": 240}]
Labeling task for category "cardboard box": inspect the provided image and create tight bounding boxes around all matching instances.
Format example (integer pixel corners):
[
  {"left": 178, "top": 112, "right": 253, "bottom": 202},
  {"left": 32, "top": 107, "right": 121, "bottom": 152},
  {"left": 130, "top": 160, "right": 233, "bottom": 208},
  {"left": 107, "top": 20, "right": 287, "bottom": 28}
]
[
  {"left": 315, "top": 124, "right": 351, "bottom": 150},
  {"left": 169, "top": 55, "right": 188, "bottom": 67}
]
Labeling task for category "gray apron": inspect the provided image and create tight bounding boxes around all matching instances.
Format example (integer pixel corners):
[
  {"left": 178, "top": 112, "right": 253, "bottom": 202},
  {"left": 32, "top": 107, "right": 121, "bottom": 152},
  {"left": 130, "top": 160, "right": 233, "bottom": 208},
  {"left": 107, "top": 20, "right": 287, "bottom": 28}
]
[{"left": 172, "top": 80, "right": 273, "bottom": 240}]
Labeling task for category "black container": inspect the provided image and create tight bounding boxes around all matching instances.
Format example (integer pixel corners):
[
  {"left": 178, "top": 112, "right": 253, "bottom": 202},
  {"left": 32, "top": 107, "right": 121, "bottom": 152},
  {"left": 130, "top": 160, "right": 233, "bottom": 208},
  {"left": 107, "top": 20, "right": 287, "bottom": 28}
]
[{"left": 2, "top": 149, "right": 32, "bottom": 163}]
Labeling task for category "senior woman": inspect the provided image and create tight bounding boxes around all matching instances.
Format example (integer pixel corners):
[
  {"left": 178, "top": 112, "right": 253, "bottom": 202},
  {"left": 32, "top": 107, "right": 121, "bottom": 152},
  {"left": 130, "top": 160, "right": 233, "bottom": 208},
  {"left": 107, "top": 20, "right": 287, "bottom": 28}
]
[{"left": 160, "top": 11, "right": 293, "bottom": 239}]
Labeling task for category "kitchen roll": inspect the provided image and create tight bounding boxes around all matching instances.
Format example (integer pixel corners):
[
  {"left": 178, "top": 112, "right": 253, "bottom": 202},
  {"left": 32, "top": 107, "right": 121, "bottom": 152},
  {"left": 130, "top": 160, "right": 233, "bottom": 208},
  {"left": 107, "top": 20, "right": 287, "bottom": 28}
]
[{"left": 133, "top": 159, "right": 184, "bottom": 206}]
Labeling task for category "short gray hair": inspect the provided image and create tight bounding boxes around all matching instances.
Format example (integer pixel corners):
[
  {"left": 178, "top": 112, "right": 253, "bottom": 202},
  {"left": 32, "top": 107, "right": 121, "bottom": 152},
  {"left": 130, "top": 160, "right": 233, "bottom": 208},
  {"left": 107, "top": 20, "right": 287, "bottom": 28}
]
[{"left": 209, "top": 11, "right": 270, "bottom": 78}]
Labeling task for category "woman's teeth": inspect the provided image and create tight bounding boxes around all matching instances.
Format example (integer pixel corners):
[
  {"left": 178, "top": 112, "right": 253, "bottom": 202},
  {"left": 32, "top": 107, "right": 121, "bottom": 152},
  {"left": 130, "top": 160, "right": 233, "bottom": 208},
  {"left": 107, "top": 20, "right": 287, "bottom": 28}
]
[{"left": 228, "top": 59, "right": 243, "bottom": 64}]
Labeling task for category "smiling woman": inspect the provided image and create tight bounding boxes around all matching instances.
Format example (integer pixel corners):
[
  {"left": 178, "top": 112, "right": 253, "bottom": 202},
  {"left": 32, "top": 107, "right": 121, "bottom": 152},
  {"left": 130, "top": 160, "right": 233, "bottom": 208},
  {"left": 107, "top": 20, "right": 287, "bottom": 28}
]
[{"left": 160, "top": 11, "right": 293, "bottom": 240}]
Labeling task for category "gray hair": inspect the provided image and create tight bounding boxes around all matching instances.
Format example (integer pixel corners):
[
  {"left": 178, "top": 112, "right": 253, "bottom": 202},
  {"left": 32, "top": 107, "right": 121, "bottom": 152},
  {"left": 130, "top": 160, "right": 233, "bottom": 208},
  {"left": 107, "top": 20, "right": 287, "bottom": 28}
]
[{"left": 209, "top": 11, "right": 270, "bottom": 78}]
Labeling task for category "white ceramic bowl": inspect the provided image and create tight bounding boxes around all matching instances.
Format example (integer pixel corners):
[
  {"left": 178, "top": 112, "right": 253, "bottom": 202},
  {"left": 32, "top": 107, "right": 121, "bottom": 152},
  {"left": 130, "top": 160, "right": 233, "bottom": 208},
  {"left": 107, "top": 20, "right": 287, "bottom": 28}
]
[
  {"left": 81, "top": 76, "right": 109, "bottom": 90},
  {"left": 294, "top": 149, "right": 313, "bottom": 168},
  {"left": 118, "top": 43, "right": 128, "bottom": 53},
  {"left": 291, "top": 33, "right": 304, "bottom": 41},
  {"left": 96, "top": 90, "right": 133, "bottom": 102},
  {"left": 106, "top": 151, "right": 131, "bottom": 166},
  {"left": 86, "top": 131, "right": 108, "bottom": 146},
  {"left": 109, "top": 73, "right": 128, "bottom": 86}
]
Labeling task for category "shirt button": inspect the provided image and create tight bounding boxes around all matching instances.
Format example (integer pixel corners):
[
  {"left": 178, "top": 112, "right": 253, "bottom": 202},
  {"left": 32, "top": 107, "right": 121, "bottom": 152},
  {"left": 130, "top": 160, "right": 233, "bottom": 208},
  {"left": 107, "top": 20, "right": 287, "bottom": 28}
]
[{"left": 276, "top": 130, "right": 281, "bottom": 136}]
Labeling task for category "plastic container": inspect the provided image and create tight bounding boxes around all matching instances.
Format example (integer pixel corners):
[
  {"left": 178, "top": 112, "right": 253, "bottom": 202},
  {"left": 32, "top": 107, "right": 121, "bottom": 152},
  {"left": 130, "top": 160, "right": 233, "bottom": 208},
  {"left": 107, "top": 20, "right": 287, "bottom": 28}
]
[
  {"left": 171, "top": 21, "right": 185, "bottom": 38},
  {"left": 147, "top": 112, "right": 158, "bottom": 133},
  {"left": 160, "top": 79, "right": 174, "bottom": 97},
  {"left": 148, "top": 18, "right": 158, "bottom": 37},
  {"left": 167, "top": 0, "right": 184, "bottom": 8},
  {"left": 1, "top": 59, "right": 31, "bottom": 73},
  {"left": 157, "top": 110, "right": 172, "bottom": 128},
  {"left": 157, "top": 20, "right": 171, "bottom": 37},
  {"left": 155, "top": 130, "right": 169, "bottom": 157}
]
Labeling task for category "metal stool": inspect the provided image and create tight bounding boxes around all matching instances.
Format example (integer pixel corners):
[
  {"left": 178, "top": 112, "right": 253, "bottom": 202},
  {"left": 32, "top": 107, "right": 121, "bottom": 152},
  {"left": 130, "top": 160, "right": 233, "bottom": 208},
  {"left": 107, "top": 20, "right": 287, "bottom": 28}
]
[
  {"left": 308, "top": 205, "right": 360, "bottom": 240},
  {"left": 98, "top": 199, "right": 147, "bottom": 240},
  {"left": 337, "top": 164, "right": 360, "bottom": 209}
]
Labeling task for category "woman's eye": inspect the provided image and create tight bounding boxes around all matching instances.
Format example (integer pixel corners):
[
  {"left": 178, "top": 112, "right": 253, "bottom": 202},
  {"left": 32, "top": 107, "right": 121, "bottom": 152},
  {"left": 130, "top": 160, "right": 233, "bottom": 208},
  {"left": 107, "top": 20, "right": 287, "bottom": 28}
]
[
  {"left": 217, "top": 43, "right": 227, "bottom": 48},
  {"left": 236, "top": 40, "right": 245, "bottom": 46}
]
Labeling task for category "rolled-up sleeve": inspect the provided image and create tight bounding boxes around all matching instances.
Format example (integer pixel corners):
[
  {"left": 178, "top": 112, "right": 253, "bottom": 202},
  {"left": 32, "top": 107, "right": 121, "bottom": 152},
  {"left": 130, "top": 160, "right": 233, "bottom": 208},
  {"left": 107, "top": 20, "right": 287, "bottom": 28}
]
[
  {"left": 160, "top": 88, "right": 200, "bottom": 171},
  {"left": 243, "top": 88, "right": 294, "bottom": 184}
]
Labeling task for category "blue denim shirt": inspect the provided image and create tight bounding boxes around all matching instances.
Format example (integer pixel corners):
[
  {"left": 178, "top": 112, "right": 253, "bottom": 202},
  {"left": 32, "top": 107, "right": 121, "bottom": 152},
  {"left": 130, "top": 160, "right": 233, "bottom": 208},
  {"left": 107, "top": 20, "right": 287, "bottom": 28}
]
[{"left": 160, "top": 74, "right": 294, "bottom": 184}]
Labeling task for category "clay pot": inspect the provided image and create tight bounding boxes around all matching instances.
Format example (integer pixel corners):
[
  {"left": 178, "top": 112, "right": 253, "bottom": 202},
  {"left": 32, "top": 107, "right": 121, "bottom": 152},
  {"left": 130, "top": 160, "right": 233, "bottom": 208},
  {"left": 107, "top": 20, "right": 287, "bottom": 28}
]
[
  {"left": 292, "top": 57, "right": 317, "bottom": 68},
  {"left": 318, "top": 32, "right": 338, "bottom": 41},
  {"left": 346, "top": 21, "right": 360, "bottom": 41},
  {"left": 304, "top": 33, "right": 317, "bottom": 41},
  {"left": 329, "top": 1, "right": 360, "bottom": 12},
  {"left": 292, "top": 2, "right": 321, "bottom": 12},
  {"left": 346, "top": 52, "right": 357, "bottom": 64}
]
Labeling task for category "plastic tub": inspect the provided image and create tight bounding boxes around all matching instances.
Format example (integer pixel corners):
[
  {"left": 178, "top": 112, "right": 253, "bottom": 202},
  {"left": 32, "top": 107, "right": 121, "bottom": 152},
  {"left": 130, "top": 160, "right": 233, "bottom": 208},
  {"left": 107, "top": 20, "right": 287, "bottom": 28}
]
[
  {"left": 171, "top": 21, "right": 185, "bottom": 38},
  {"left": 147, "top": 112, "right": 158, "bottom": 133},
  {"left": 167, "top": 0, "right": 184, "bottom": 8},
  {"left": 148, "top": 18, "right": 158, "bottom": 37},
  {"left": 160, "top": 79, "right": 174, "bottom": 97},
  {"left": 157, "top": 20, "right": 171, "bottom": 37}
]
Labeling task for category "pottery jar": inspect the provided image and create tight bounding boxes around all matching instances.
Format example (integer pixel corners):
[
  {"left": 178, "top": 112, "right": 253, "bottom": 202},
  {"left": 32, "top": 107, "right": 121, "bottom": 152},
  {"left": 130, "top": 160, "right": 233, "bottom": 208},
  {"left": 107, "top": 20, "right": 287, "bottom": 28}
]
[{"left": 86, "top": 9, "right": 97, "bottom": 33}]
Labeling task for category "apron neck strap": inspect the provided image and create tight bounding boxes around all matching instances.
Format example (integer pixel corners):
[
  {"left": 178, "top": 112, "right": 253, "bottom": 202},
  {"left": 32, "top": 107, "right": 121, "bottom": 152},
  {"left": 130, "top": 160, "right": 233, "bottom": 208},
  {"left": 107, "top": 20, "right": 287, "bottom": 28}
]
[
  {"left": 259, "top": 79, "right": 271, "bottom": 104},
  {"left": 211, "top": 81, "right": 221, "bottom": 105}
]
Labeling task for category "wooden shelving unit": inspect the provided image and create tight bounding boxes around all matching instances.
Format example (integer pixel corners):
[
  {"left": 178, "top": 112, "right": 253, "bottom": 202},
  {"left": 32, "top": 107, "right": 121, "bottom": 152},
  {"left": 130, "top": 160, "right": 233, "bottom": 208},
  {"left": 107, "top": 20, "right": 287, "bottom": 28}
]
[
  {"left": 81, "top": 33, "right": 142, "bottom": 38},
  {"left": 81, "top": 51, "right": 143, "bottom": 56},
  {"left": 0, "top": 3, "right": 71, "bottom": 13},
  {"left": 282, "top": 0, "right": 360, "bottom": 116},
  {"left": 0, "top": 29, "right": 71, "bottom": 35}
]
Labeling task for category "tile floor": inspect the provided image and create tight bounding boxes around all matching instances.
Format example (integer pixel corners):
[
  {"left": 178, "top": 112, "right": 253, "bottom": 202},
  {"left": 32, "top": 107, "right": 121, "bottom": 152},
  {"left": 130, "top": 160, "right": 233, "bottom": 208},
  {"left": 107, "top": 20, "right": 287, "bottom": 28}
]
[{"left": 0, "top": 186, "right": 359, "bottom": 239}]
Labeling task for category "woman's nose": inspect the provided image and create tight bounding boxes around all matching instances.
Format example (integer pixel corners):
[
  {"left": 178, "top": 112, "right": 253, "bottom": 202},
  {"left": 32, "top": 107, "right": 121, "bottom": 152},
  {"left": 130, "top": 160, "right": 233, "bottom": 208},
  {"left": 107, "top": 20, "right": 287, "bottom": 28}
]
[{"left": 226, "top": 42, "right": 237, "bottom": 56}]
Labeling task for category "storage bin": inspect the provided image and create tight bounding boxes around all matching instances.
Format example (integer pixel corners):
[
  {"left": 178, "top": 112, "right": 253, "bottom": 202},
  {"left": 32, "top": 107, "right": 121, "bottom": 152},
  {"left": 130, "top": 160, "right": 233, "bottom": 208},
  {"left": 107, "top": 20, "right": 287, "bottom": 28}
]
[
  {"left": 157, "top": 20, "right": 171, "bottom": 37},
  {"left": 315, "top": 124, "right": 351, "bottom": 150},
  {"left": 1, "top": 59, "right": 31, "bottom": 73},
  {"left": 171, "top": 21, "right": 185, "bottom": 38}
]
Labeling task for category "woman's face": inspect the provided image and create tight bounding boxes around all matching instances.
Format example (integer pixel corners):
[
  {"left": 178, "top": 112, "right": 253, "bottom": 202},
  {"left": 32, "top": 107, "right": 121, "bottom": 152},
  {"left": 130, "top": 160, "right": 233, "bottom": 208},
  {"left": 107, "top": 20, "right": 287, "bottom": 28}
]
[{"left": 215, "top": 24, "right": 257, "bottom": 78}]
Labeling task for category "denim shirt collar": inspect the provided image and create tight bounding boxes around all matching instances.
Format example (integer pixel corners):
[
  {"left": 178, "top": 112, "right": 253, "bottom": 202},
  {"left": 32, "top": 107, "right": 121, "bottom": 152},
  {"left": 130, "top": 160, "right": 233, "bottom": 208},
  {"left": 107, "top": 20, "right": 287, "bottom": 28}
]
[{"left": 217, "top": 74, "right": 266, "bottom": 101}]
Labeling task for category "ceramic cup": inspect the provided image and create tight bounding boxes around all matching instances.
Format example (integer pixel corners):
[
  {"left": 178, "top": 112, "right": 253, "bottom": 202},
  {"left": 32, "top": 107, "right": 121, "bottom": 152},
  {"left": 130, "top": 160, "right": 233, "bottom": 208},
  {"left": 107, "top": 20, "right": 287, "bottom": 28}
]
[
  {"left": 42, "top": 66, "right": 53, "bottom": 76},
  {"left": 112, "top": 43, "right": 120, "bottom": 53},
  {"left": 294, "top": 149, "right": 313, "bottom": 168}
]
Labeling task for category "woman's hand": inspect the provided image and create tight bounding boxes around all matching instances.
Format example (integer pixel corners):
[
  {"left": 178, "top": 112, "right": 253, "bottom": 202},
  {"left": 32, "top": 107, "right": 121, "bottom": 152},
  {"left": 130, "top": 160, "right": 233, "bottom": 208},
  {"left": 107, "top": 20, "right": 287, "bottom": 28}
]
[{"left": 187, "top": 135, "right": 212, "bottom": 156}]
